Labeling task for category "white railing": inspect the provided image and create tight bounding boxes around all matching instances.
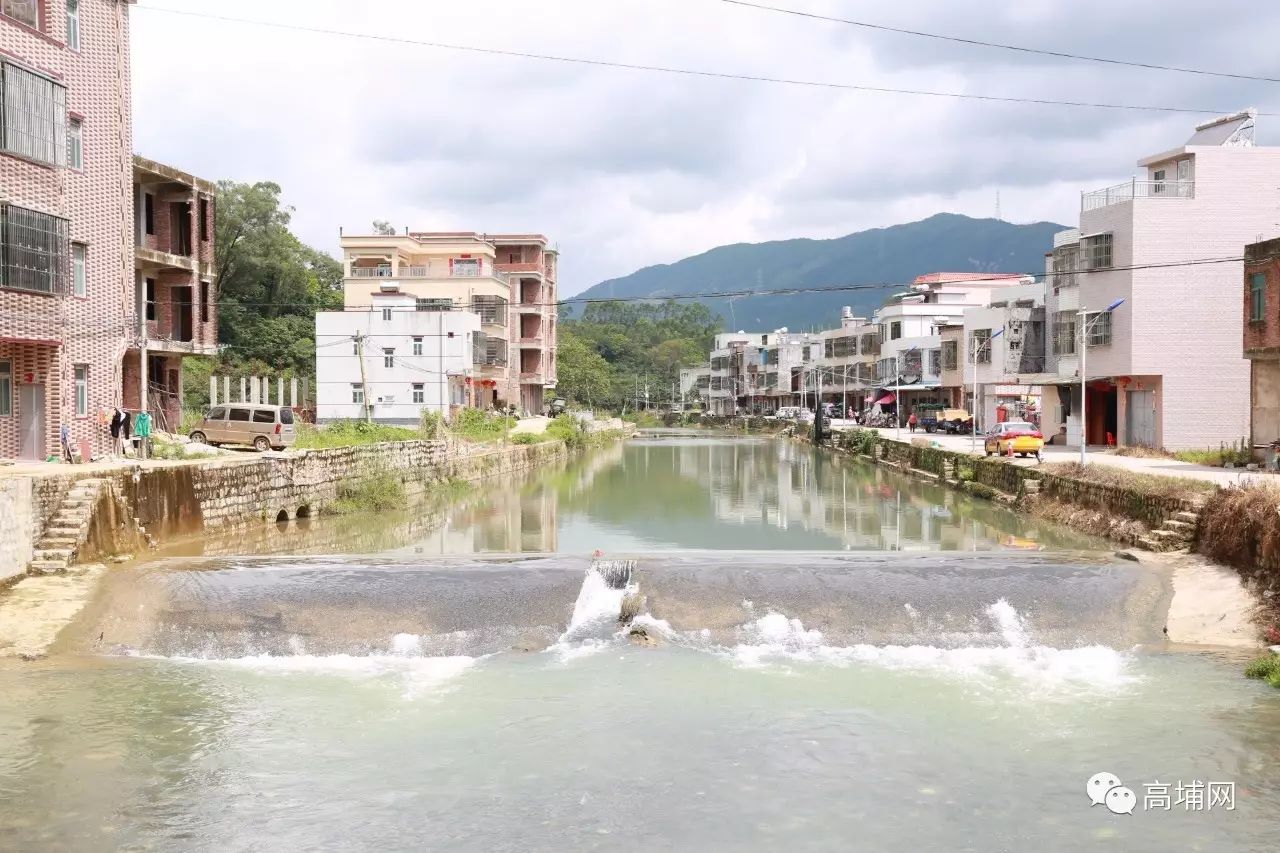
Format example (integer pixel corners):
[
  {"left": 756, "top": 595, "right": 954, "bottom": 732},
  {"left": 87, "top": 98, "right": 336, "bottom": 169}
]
[
  {"left": 349, "top": 262, "right": 511, "bottom": 285},
  {"left": 1081, "top": 179, "right": 1194, "bottom": 212}
]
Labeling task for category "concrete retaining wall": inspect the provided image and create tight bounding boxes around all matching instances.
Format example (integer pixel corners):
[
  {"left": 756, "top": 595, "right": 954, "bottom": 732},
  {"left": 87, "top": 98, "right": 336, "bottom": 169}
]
[{"left": 0, "top": 479, "right": 35, "bottom": 586}]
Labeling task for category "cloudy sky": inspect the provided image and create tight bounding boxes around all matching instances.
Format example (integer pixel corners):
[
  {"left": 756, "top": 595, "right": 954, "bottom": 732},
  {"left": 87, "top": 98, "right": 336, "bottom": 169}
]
[{"left": 131, "top": 0, "right": 1280, "bottom": 294}]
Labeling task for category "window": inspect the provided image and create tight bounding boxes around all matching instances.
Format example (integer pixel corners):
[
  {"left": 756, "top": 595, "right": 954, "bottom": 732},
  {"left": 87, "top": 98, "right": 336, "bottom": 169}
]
[
  {"left": 198, "top": 197, "right": 209, "bottom": 242},
  {"left": 1052, "top": 312, "right": 1077, "bottom": 356},
  {"left": 890, "top": 321, "right": 902, "bottom": 340},
  {"left": 1083, "top": 233, "right": 1113, "bottom": 270},
  {"left": 144, "top": 194, "right": 155, "bottom": 235},
  {"left": 1251, "top": 272, "right": 1267, "bottom": 322},
  {"left": 67, "top": 118, "right": 82, "bottom": 169},
  {"left": 145, "top": 278, "right": 156, "bottom": 320},
  {"left": 252, "top": 409, "right": 275, "bottom": 424},
  {"left": 1051, "top": 245, "right": 1078, "bottom": 291},
  {"left": 928, "top": 349, "right": 942, "bottom": 376},
  {"left": 383, "top": 348, "right": 394, "bottom": 368},
  {"left": 228, "top": 407, "right": 251, "bottom": 422},
  {"left": 351, "top": 384, "right": 364, "bottom": 405},
  {"left": 412, "top": 336, "right": 423, "bottom": 356},
  {"left": 1, "top": 61, "right": 67, "bottom": 166},
  {"left": 2, "top": 0, "right": 39, "bottom": 28},
  {"left": 279, "top": 408, "right": 294, "bottom": 425},
  {"left": 71, "top": 243, "right": 85, "bottom": 297},
  {"left": 200, "top": 279, "right": 209, "bottom": 322},
  {"left": 74, "top": 365, "right": 88, "bottom": 416},
  {"left": 942, "top": 340, "right": 959, "bottom": 371},
  {"left": 971, "top": 329, "right": 992, "bottom": 364},
  {"left": 451, "top": 257, "right": 481, "bottom": 277},
  {"left": 416, "top": 297, "right": 452, "bottom": 312},
  {"left": 1151, "top": 168, "right": 1166, "bottom": 194},
  {"left": 1, "top": 204, "right": 71, "bottom": 294},
  {"left": 1085, "top": 311, "right": 1113, "bottom": 347},
  {"left": 381, "top": 307, "right": 393, "bottom": 322},
  {"left": 474, "top": 295, "right": 507, "bottom": 326},
  {"left": 205, "top": 407, "right": 226, "bottom": 420},
  {"left": 1177, "top": 159, "right": 1191, "bottom": 182},
  {"left": 412, "top": 384, "right": 425, "bottom": 404},
  {"left": 0, "top": 359, "right": 10, "bottom": 416}
]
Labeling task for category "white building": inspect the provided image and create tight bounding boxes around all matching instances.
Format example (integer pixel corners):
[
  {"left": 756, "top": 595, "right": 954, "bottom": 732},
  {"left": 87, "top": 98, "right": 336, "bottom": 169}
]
[
  {"left": 962, "top": 280, "right": 1047, "bottom": 432},
  {"left": 315, "top": 293, "right": 481, "bottom": 424},
  {"left": 1040, "top": 109, "right": 1280, "bottom": 450}
]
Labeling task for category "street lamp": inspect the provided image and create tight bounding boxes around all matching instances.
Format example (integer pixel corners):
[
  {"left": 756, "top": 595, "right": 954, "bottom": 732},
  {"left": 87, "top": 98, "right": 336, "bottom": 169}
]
[
  {"left": 969, "top": 328, "right": 1005, "bottom": 455},
  {"left": 1078, "top": 298, "right": 1126, "bottom": 465}
]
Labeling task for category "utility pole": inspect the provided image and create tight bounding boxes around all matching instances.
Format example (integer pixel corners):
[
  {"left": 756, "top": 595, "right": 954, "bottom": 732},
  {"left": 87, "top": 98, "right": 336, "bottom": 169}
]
[{"left": 354, "top": 331, "right": 371, "bottom": 423}]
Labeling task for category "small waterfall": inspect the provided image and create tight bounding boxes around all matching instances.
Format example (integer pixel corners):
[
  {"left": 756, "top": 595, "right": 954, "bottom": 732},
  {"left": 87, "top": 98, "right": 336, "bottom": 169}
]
[{"left": 555, "top": 559, "right": 638, "bottom": 649}]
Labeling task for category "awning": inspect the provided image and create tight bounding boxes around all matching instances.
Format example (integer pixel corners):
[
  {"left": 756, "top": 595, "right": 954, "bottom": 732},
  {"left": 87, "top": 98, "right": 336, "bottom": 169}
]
[{"left": 874, "top": 393, "right": 896, "bottom": 405}]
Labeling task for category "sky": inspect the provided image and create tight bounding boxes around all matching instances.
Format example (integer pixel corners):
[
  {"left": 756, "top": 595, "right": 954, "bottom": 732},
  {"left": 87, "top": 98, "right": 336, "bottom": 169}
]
[{"left": 131, "top": 0, "right": 1280, "bottom": 295}]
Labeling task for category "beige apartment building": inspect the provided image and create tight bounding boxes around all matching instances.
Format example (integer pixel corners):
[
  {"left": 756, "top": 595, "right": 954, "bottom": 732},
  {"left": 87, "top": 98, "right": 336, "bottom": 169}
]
[{"left": 338, "top": 231, "right": 558, "bottom": 415}]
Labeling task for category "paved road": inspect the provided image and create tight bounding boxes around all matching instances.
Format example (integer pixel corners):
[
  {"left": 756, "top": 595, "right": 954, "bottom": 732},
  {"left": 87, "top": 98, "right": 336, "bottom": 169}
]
[{"left": 845, "top": 426, "right": 1267, "bottom": 488}]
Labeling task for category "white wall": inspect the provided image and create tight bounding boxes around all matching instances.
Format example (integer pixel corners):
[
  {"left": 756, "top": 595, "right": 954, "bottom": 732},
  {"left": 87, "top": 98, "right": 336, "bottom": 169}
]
[
  {"left": 0, "top": 478, "right": 34, "bottom": 584},
  {"left": 315, "top": 303, "right": 481, "bottom": 424}
]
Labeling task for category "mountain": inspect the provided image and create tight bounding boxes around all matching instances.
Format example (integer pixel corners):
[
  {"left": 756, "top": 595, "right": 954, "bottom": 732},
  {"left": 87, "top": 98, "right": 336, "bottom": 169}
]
[{"left": 573, "top": 213, "right": 1067, "bottom": 332}]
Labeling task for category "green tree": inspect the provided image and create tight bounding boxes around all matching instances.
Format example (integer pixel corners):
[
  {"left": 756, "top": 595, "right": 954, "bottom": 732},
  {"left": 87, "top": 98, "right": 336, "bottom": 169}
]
[{"left": 556, "top": 328, "right": 614, "bottom": 406}]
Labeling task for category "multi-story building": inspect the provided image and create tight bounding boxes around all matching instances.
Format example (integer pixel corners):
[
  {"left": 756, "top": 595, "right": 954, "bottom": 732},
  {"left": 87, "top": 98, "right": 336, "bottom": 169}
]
[
  {"left": 1243, "top": 237, "right": 1280, "bottom": 458},
  {"left": 336, "top": 231, "right": 558, "bottom": 416},
  {"left": 1, "top": 0, "right": 135, "bottom": 460},
  {"left": 708, "top": 332, "right": 767, "bottom": 415},
  {"left": 679, "top": 366, "right": 710, "bottom": 410},
  {"left": 812, "top": 308, "right": 867, "bottom": 415},
  {"left": 961, "top": 281, "right": 1046, "bottom": 431},
  {"left": 1040, "top": 110, "right": 1280, "bottom": 450},
  {"left": 314, "top": 292, "right": 480, "bottom": 424},
  {"left": 124, "top": 156, "right": 217, "bottom": 433},
  {"left": 872, "top": 273, "right": 1029, "bottom": 418}
]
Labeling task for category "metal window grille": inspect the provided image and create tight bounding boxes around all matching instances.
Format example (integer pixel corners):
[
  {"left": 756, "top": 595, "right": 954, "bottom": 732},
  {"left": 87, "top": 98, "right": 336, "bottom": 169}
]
[
  {"left": 484, "top": 337, "right": 508, "bottom": 366},
  {"left": 1, "top": 204, "right": 70, "bottom": 294},
  {"left": 472, "top": 331, "right": 487, "bottom": 364},
  {"left": 1083, "top": 234, "right": 1113, "bottom": 270},
  {"left": 928, "top": 349, "right": 942, "bottom": 376},
  {"left": 942, "top": 340, "right": 958, "bottom": 371},
  {"left": 1052, "top": 312, "right": 1076, "bottom": 355},
  {"left": 1, "top": 61, "right": 68, "bottom": 165},
  {"left": 416, "top": 297, "right": 452, "bottom": 312},
  {"left": 1052, "top": 245, "right": 1078, "bottom": 290},
  {"left": 474, "top": 295, "right": 508, "bottom": 327},
  {"left": 1085, "top": 312, "right": 1112, "bottom": 347},
  {"left": 970, "top": 329, "right": 992, "bottom": 364}
]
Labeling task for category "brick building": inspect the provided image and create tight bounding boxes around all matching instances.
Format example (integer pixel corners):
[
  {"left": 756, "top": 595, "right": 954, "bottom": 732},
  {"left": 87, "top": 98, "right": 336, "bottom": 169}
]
[
  {"left": 123, "top": 155, "right": 217, "bottom": 433},
  {"left": 1, "top": 0, "right": 134, "bottom": 460},
  {"left": 1243, "top": 237, "right": 1280, "bottom": 456}
]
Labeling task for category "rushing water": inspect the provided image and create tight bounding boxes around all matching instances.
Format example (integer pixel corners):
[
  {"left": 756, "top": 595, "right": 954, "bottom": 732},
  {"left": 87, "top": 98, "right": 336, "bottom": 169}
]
[{"left": 2, "top": 436, "right": 1280, "bottom": 851}]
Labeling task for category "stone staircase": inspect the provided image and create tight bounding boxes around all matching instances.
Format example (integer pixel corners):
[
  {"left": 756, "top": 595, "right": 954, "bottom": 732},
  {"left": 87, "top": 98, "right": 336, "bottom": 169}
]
[
  {"left": 27, "top": 479, "right": 106, "bottom": 575},
  {"left": 1138, "top": 510, "right": 1200, "bottom": 553}
]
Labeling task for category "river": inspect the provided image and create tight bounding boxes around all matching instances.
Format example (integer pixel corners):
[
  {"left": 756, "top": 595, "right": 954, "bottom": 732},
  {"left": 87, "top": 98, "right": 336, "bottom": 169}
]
[{"left": 1, "top": 434, "right": 1278, "bottom": 851}]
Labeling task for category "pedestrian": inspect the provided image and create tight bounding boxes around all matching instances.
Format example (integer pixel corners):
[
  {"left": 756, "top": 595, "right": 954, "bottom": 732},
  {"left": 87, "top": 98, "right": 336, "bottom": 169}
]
[
  {"left": 109, "top": 407, "right": 125, "bottom": 456},
  {"left": 907, "top": 411, "right": 918, "bottom": 433}
]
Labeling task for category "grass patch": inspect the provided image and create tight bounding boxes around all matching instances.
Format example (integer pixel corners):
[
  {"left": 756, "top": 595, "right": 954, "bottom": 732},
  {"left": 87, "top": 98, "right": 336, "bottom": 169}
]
[
  {"left": 331, "top": 469, "right": 406, "bottom": 514},
  {"left": 1173, "top": 440, "right": 1252, "bottom": 467},
  {"left": 623, "top": 410, "right": 663, "bottom": 429},
  {"left": 546, "top": 413, "right": 587, "bottom": 449},
  {"left": 295, "top": 421, "right": 420, "bottom": 449},
  {"left": 1109, "top": 445, "right": 1174, "bottom": 460},
  {"left": 452, "top": 409, "right": 516, "bottom": 442},
  {"left": 1244, "top": 654, "right": 1280, "bottom": 688},
  {"left": 510, "top": 432, "right": 539, "bottom": 445},
  {"left": 1040, "top": 461, "right": 1216, "bottom": 502}
]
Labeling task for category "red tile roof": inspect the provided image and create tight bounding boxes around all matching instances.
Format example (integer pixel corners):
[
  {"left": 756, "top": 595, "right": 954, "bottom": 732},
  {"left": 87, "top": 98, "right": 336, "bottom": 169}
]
[{"left": 913, "top": 272, "right": 1025, "bottom": 285}]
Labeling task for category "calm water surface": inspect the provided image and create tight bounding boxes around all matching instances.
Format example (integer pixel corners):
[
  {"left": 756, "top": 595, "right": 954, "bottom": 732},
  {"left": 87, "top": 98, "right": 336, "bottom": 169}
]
[{"left": 2, "top": 436, "right": 1278, "bottom": 852}]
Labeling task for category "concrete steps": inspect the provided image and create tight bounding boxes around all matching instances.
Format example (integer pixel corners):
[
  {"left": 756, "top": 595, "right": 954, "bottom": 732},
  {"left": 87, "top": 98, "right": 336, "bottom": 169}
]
[
  {"left": 1138, "top": 508, "right": 1201, "bottom": 553},
  {"left": 26, "top": 479, "right": 105, "bottom": 576}
]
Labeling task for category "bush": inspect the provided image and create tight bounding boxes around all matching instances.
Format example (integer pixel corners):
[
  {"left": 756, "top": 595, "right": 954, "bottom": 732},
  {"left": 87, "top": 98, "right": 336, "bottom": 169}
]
[
  {"left": 545, "top": 413, "right": 586, "bottom": 449},
  {"left": 1173, "top": 439, "right": 1252, "bottom": 468},
  {"left": 1244, "top": 654, "right": 1280, "bottom": 688},
  {"left": 511, "top": 432, "right": 538, "bottom": 445},
  {"left": 453, "top": 409, "right": 514, "bottom": 442},
  {"left": 623, "top": 411, "right": 662, "bottom": 428},
  {"left": 295, "top": 420, "right": 420, "bottom": 449},
  {"left": 419, "top": 410, "right": 445, "bottom": 440},
  {"left": 1197, "top": 482, "right": 1280, "bottom": 578},
  {"left": 331, "top": 469, "right": 405, "bottom": 514}
]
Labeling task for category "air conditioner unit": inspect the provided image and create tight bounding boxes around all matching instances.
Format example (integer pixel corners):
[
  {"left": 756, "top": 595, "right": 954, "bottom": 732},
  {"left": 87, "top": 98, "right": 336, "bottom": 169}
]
[{"left": 379, "top": 282, "right": 398, "bottom": 292}]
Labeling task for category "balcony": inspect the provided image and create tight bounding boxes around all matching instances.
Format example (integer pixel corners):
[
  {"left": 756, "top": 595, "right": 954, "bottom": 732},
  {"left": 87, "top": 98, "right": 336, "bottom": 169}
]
[
  {"left": 496, "top": 261, "right": 545, "bottom": 277},
  {"left": 517, "top": 336, "right": 544, "bottom": 348},
  {"left": 1081, "top": 179, "right": 1194, "bottom": 212},
  {"left": 520, "top": 372, "right": 545, "bottom": 384}
]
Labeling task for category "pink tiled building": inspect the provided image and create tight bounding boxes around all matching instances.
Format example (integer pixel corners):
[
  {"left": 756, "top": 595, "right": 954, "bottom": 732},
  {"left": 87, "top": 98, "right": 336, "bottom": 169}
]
[{"left": 1, "top": 1, "right": 215, "bottom": 459}]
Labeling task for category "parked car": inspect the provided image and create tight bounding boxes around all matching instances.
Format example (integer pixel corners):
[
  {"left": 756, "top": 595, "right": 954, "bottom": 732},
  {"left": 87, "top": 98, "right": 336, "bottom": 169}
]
[
  {"left": 984, "top": 421, "right": 1044, "bottom": 459},
  {"left": 940, "top": 408, "right": 973, "bottom": 434},
  {"left": 189, "top": 404, "right": 297, "bottom": 452}
]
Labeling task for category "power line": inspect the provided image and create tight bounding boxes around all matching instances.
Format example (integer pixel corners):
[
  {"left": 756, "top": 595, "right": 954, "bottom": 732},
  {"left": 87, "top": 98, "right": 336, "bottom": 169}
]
[
  {"left": 134, "top": 5, "right": 1275, "bottom": 117},
  {"left": 718, "top": 0, "right": 1280, "bottom": 84},
  {"left": 203, "top": 253, "right": 1253, "bottom": 312}
]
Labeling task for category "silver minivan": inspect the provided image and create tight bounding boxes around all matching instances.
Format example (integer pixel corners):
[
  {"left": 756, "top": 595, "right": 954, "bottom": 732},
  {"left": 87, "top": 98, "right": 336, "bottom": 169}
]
[{"left": 189, "top": 404, "right": 296, "bottom": 451}]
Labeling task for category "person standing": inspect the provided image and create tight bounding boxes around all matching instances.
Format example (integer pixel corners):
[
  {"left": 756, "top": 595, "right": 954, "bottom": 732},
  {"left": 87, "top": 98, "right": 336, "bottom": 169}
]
[
  {"left": 907, "top": 411, "right": 918, "bottom": 434},
  {"left": 109, "top": 408, "right": 125, "bottom": 456}
]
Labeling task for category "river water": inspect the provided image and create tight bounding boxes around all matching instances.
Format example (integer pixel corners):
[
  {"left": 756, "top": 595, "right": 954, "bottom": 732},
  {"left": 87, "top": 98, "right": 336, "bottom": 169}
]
[{"left": 2, "top": 435, "right": 1279, "bottom": 851}]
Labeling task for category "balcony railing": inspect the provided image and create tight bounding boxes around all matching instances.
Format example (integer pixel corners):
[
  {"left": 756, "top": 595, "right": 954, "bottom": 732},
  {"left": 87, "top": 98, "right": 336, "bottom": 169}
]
[
  {"left": 350, "top": 262, "right": 511, "bottom": 285},
  {"left": 1081, "top": 179, "right": 1194, "bottom": 212}
]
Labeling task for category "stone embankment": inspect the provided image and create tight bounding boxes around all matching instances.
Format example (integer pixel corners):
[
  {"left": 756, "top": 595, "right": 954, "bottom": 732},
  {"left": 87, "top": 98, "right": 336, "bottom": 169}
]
[{"left": 0, "top": 438, "right": 579, "bottom": 585}]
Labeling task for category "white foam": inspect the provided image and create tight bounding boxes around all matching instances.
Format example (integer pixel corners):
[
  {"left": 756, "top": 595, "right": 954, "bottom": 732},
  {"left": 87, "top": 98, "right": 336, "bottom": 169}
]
[
  {"left": 564, "top": 570, "right": 628, "bottom": 638},
  {"left": 726, "top": 599, "right": 1134, "bottom": 691}
]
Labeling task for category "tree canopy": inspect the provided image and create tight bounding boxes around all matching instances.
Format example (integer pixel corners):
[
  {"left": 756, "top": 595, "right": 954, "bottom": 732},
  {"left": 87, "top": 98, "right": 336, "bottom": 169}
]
[{"left": 557, "top": 300, "right": 719, "bottom": 409}]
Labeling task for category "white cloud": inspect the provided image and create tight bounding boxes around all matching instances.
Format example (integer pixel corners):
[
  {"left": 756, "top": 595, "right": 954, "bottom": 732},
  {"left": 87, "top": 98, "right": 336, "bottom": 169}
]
[{"left": 131, "top": 0, "right": 1280, "bottom": 294}]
